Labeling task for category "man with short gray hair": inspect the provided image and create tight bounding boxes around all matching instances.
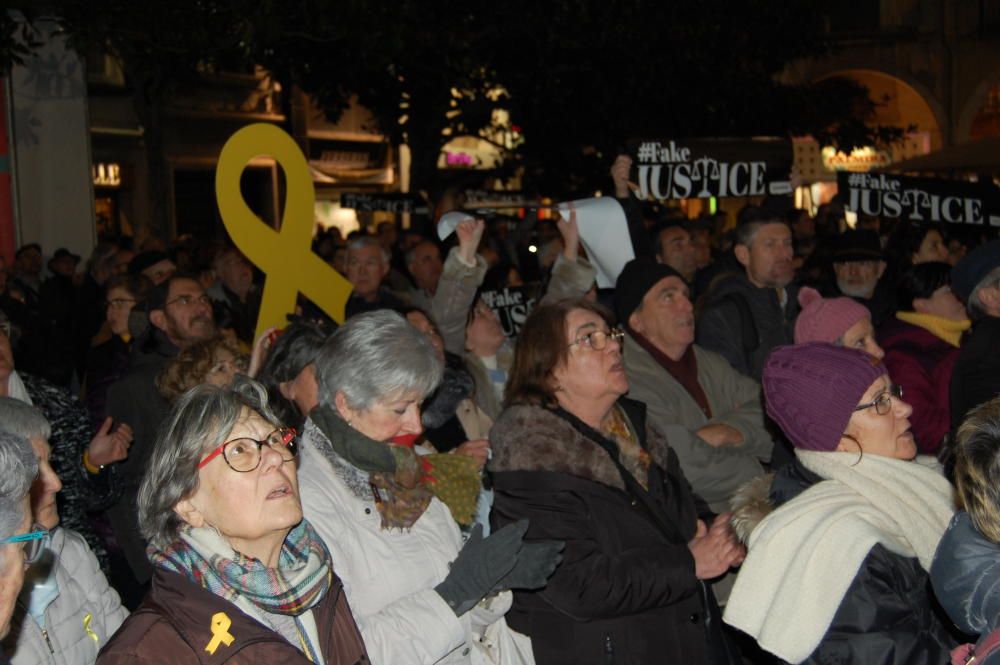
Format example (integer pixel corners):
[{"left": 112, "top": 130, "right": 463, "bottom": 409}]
[
  {"left": 0, "top": 430, "right": 39, "bottom": 640},
  {"left": 344, "top": 236, "right": 408, "bottom": 318},
  {"left": 950, "top": 239, "right": 1000, "bottom": 429},
  {"left": 696, "top": 209, "right": 799, "bottom": 380}
]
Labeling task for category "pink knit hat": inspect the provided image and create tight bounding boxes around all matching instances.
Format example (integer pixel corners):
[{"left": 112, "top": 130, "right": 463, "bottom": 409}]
[
  {"left": 793, "top": 286, "right": 871, "bottom": 344},
  {"left": 763, "top": 342, "right": 886, "bottom": 452}
]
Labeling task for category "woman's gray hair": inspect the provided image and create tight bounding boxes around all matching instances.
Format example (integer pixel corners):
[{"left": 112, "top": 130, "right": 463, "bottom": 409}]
[
  {"left": 138, "top": 377, "right": 278, "bottom": 551},
  {"left": 0, "top": 429, "right": 38, "bottom": 563},
  {"left": 315, "top": 309, "right": 443, "bottom": 411},
  {"left": 0, "top": 397, "right": 51, "bottom": 442}
]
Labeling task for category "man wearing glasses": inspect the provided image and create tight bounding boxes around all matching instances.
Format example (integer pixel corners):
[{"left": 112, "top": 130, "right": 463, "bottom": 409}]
[
  {"left": 105, "top": 275, "right": 216, "bottom": 605},
  {"left": 0, "top": 429, "right": 40, "bottom": 642}
]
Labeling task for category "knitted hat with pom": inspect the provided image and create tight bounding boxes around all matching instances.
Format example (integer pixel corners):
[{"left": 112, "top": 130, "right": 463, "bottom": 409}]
[
  {"left": 793, "top": 286, "right": 872, "bottom": 344},
  {"left": 763, "top": 342, "right": 886, "bottom": 452}
]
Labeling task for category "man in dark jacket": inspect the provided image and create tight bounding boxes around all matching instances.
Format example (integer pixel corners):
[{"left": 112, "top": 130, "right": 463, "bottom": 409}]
[
  {"left": 950, "top": 239, "right": 1000, "bottom": 430},
  {"left": 828, "top": 229, "right": 896, "bottom": 327},
  {"left": 104, "top": 275, "right": 215, "bottom": 602},
  {"left": 696, "top": 211, "right": 798, "bottom": 380}
]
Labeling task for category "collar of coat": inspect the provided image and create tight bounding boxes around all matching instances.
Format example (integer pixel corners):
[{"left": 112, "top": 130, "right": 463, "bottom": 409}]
[
  {"left": 137, "top": 568, "right": 343, "bottom": 665},
  {"left": 489, "top": 397, "right": 671, "bottom": 490}
]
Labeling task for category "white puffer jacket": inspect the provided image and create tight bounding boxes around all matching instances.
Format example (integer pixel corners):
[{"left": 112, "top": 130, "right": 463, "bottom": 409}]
[
  {"left": 4, "top": 527, "right": 128, "bottom": 665},
  {"left": 298, "top": 420, "right": 524, "bottom": 665}
]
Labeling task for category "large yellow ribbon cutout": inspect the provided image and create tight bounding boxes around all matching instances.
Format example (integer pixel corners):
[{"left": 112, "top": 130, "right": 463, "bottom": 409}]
[
  {"left": 216, "top": 123, "right": 353, "bottom": 336},
  {"left": 205, "top": 611, "right": 236, "bottom": 654}
]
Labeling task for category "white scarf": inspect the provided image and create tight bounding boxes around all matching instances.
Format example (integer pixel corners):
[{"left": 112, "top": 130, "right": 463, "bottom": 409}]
[{"left": 723, "top": 451, "right": 955, "bottom": 664}]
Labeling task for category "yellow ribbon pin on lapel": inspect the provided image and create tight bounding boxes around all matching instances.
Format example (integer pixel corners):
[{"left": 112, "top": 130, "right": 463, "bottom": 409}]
[
  {"left": 216, "top": 123, "right": 353, "bottom": 335},
  {"left": 83, "top": 612, "right": 98, "bottom": 643},
  {"left": 205, "top": 612, "right": 235, "bottom": 655}
]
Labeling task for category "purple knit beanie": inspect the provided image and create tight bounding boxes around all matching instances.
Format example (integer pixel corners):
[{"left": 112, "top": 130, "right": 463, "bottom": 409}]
[
  {"left": 763, "top": 342, "right": 886, "bottom": 452},
  {"left": 793, "top": 286, "right": 871, "bottom": 344}
]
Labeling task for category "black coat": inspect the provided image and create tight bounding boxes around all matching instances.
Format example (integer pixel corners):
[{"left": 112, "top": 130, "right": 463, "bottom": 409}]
[
  {"left": 950, "top": 316, "right": 1000, "bottom": 430},
  {"left": 489, "top": 399, "right": 712, "bottom": 665},
  {"left": 105, "top": 329, "right": 177, "bottom": 585},
  {"left": 696, "top": 273, "right": 799, "bottom": 381},
  {"left": 763, "top": 460, "right": 959, "bottom": 665}
]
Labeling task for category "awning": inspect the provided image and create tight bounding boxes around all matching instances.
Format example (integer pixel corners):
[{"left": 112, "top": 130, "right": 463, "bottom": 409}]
[{"left": 884, "top": 136, "right": 1000, "bottom": 173}]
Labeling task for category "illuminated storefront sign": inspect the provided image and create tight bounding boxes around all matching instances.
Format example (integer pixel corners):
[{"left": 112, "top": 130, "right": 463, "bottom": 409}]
[{"left": 92, "top": 163, "right": 121, "bottom": 187}]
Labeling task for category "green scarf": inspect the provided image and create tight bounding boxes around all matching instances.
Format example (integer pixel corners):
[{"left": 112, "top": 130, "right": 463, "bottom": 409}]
[{"left": 309, "top": 405, "right": 480, "bottom": 528}]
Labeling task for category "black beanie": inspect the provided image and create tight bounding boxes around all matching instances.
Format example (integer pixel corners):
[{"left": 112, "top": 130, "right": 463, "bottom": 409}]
[{"left": 614, "top": 258, "right": 684, "bottom": 325}]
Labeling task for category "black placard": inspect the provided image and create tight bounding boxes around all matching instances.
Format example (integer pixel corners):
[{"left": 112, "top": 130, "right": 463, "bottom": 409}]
[
  {"left": 339, "top": 192, "right": 425, "bottom": 213},
  {"left": 628, "top": 138, "right": 793, "bottom": 200},
  {"left": 837, "top": 172, "right": 1000, "bottom": 226},
  {"left": 479, "top": 284, "right": 541, "bottom": 338}
]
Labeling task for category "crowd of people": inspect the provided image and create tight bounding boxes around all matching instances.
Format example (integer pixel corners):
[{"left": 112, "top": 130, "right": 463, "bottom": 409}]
[{"left": 0, "top": 153, "right": 999, "bottom": 665}]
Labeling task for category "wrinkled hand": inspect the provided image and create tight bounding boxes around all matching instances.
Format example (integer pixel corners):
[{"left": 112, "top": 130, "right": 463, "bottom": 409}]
[
  {"left": 611, "top": 155, "right": 637, "bottom": 198},
  {"left": 688, "top": 513, "right": 746, "bottom": 580},
  {"left": 435, "top": 521, "right": 526, "bottom": 616},
  {"left": 88, "top": 417, "right": 133, "bottom": 467},
  {"left": 456, "top": 218, "right": 485, "bottom": 264},
  {"left": 493, "top": 539, "right": 564, "bottom": 592},
  {"left": 453, "top": 439, "right": 490, "bottom": 469},
  {"left": 696, "top": 423, "right": 744, "bottom": 448}
]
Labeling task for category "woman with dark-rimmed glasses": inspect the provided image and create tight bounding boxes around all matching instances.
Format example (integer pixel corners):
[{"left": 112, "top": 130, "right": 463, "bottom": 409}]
[
  {"left": 97, "top": 379, "right": 369, "bottom": 665},
  {"left": 726, "top": 342, "right": 959, "bottom": 665}
]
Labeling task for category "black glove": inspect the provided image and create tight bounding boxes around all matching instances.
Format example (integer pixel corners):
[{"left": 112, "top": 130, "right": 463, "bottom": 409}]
[
  {"left": 493, "top": 539, "right": 564, "bottom": 592},
  {"left": 435, "top": 521, "right": 526, "bottom": 616}
]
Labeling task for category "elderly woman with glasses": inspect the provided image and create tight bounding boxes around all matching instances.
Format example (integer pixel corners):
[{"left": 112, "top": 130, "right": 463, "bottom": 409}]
[
  {"left": 97, "top": 380, "right": 369, "bottom": 665},
  {"left": 725, "top": 343, "right": 958, "bottom": 665},
  {"left": 0, "top": 398, "right": 127, "bottom": 665},
  {"left": 0, "top": 429, "right": 39, "bottom": 644},
  {"left": 488, "top": 298, "right": 745, "bottom": 665},
  {"left": 298, "top": 310, "right": 562, "bottom": 665}
]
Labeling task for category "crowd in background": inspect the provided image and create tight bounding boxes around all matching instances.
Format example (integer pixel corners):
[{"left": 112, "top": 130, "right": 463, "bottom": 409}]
[{"left": 0, "top": 153, "right": 998, "bottom": 665}]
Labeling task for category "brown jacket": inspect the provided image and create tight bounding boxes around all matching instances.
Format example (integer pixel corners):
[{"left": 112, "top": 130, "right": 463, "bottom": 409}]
[{"left": 97, "top": 568, "right": 369, "bottom": 665}]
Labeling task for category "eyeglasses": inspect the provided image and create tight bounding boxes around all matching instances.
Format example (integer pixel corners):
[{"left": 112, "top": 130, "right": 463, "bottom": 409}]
[
  {"left": 198, "top": 427, "right": 298, "bottom": 473},
  {"left": 0, "top": 527, "right": 49, "bottom": 565},
  {"left": 569, "top": 327, "right": 624, "bottom": 351},
  {"left": 165, "top": 294, "right": 211, "bottom": 308},
  {"left": 853, "top": 384, "right": 903, "bottom": 416},
  {"left": 105, "top": 298, "right": 137, "bottom": 310}
]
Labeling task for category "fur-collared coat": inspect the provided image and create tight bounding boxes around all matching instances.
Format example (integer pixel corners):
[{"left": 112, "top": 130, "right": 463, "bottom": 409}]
[{"left": 489, "top": 398, "right": 712, "bottom": 665}]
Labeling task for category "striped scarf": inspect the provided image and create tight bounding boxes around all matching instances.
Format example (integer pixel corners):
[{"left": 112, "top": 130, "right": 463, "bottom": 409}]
[{"left": 151, "top": 519, "right": 332, "bottom": 617}]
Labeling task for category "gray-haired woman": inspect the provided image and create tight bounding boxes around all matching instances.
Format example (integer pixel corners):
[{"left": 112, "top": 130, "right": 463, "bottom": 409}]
[
  {"left": 298, "top": 310, "right": 562, "bottom": 665},
  {"left": 97, "top": 380, "right": 369, "bottom": 665},
  {"left": 0, "top": 398, "right": 127, "bottom": 665},
  {"left": 0, "top": 430, "right": 41, "bottom": 642}
]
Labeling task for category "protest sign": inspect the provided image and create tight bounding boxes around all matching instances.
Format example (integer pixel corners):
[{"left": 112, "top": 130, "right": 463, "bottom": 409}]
[
  {"left": 837, "top": 172, "right": 1000, "bottom": 226},
  {"left": 217, "top": 124, "right": 353, "bottom": 334},
  {"left": 340, "top": 192, "right": 426, "bottom": 213},
  {"left": 480, "top": 284, "right": 541, "bottom": 338},
  {"left": 629, "top": 138, "right": 793, "bottom": 200}
]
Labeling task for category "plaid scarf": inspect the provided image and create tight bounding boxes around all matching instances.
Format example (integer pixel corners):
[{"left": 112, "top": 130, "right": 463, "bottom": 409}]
[{"left": 150, "top": 519, "right": 332, "bottom": 617}]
